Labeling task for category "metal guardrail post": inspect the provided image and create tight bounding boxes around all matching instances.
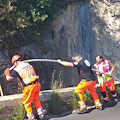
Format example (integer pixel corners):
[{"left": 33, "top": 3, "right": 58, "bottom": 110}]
[{"left": 0, "top": 84, "right": 3, "bottom": 96}]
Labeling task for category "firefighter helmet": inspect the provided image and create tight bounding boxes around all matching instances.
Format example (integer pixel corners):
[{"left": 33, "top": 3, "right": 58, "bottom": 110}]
[{"left": 11, "top": 55, "right": 22, "bottom": 64}]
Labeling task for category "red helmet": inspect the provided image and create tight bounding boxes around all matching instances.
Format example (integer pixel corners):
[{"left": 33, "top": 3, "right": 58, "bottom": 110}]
[{"left": 11, "top": 55, "right": 23, "bottom": 64}]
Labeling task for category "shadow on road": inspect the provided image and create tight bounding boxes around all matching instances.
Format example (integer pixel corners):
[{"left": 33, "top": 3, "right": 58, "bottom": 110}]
[
  {"left": 102, "top": 101, "right": 118, "bottom": 110},
  {"left": 86, "top": 107, "right": 95, "bottom": 113},
  {"left": 43, "top": 111, "right": 72, "bottom": 120},
  {"left": 43, "top": 101, "right": 118, "bottom": 120}
]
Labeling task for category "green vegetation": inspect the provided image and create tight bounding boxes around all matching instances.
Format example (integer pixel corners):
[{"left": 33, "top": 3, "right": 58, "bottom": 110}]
[
  {"left": 0, "top": 104, "right": 6, "bottom": 110},
  {"left": 6, "top": 102, "right": 26, "bottom": 120},
  {"left": 47, "top": 91, "right": 62, "bottom": 114},
  {"left": 116, "top": 85, "right": 120, "bottom": 98},
  {"left": 47, "top": 70, "right": 63, "bottom": 114},
  {"left": 51, "top": 70, "right": 63, "bottom": 90},
  {"left": 68, "top": 89, "right": 95, "bottom": 110},
  {"left": 68, "top": 91, "right": 78, "bottom": 110},
  {"left": 83, "top": 89, "right": 94, "bottom": 106},
  {"left": 3, "top": 84, "right": 120, "bottom": 119},
  {"left": 69, "top": 85, "right": 120, "bottom": 110},
  {"left": 6, "top": 102, "right": 41, "bottom": 120},
  {"left": 0, "top": 0, "right": 66, "bottom": 49}
]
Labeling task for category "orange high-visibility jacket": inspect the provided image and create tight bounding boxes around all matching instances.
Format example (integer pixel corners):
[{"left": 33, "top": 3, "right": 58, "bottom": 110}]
[{"left": 14, "top": 62, "right": 39, "bottom": 85}]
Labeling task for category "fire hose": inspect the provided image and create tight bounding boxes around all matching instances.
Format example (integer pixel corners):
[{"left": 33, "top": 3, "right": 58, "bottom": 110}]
[
  {"left": 0, "top": 65, "right": 15, "bottom": 78},
  {"left": 23, "top": 59, "right": 57, "bottom": 63},
  {"left": 0, "top": 59, "right": 58, "bottom": 78},
  {"left": 92, "top": 68, "right": 120, "bottom": 82}
]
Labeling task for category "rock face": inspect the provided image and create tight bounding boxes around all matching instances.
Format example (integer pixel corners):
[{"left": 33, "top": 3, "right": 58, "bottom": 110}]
[
  {"left": 0, "top": 0, "right": 120, "bottom": 95},
  {"left": 90, "top": 0, "right": 120, "bottom": 78},
  {"left": 52, "top": 0, "right": 120, "bottom": 83}
]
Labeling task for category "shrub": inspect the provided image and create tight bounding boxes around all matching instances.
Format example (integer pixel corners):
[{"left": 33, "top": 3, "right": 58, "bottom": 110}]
[
  {"left": 51, "top": 70, "right": 63, "bottom": 90},
  {"left": 68, "top": 91, "right": 78, "bottom": 110},
  {"left": 47, "top": 91, "right": 62, "bottom": 114},
  {"left": 47, "top": 70, "right": 63, "bottom": 114},
  {"left": 6, "top": 102, "right": 26, "bottom": 120},
  {"left": 68, "top": 89, "right": 95, "bottom": 110},
  {"left": 116, "top": 84, "right": 120, "bottom": 98},
  {"left": 83, "top": 89, "right": 94, "bottom": 106}
]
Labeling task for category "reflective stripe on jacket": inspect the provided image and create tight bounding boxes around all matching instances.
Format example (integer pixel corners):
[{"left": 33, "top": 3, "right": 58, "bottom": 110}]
[
  {"left": 94, "top": 60, "right": 111, "bottom": 73},
  {"left": 94, "top": 60, "right": 112, "bottom": 82},
  {"left": 14, "top": 62, "right": 39, "bottom": 85}
]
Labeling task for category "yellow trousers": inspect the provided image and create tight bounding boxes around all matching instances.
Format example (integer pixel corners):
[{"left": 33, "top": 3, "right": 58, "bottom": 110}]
[
  {"left": 75, "top": 80, "right": 100, "bottom": 104},
  {"left": 22, "top": 82, "right": 42, "bottom": 114}
]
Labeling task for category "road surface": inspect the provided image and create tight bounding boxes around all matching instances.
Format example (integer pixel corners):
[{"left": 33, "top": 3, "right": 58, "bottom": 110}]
[{"left": 44, "top": 101, "right": 120, "bottom": 120}]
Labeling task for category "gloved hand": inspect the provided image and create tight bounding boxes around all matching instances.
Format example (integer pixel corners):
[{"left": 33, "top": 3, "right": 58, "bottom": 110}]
[{"left": 4, "top": 68, "right": 11, "bottom": 76}]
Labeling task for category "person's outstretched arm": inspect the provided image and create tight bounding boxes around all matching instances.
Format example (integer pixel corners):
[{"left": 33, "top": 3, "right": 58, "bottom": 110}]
[{"left": 57, "top": 59, "right": 74, "bottom": 67}]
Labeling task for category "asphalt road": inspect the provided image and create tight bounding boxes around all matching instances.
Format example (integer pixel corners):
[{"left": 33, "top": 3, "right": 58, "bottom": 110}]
[{"left": 44, "top": 101, "right": 120, "bottom": 120}]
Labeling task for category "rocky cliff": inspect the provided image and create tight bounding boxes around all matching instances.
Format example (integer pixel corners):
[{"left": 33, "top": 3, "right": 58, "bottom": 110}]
[
  {"left": 0, "top": 0, "right": 120, "bottom": 95},
  {"left": 91, "top": 0, "right": 120, "bottom": 76}
]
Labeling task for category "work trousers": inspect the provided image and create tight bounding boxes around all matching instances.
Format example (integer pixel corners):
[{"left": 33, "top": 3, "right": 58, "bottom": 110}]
[
  {"left": 74, "top": 80, "right": 100, "bottom": 105},
  {"left": 22, "top": 82, "right": 42, "bottom": 114},
  {"left": 100, "top": 78, "right": 117, "bottom": 100}
]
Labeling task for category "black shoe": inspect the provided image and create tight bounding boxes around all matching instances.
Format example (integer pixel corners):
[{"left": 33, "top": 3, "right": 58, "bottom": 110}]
[
  {"left": 114, "top": 97, "right": 120, "bottom": 102},
  {"left": 77, "top": 108, "right": 88, "bottom": 114},
  {"left": 102, "top": 100, "right": 109, "bottom": 104}
]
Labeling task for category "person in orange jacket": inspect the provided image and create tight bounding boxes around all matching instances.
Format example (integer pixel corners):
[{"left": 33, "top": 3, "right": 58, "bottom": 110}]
[
  {"left": 4, "top": 55, "right": 47, "bottom": 120},
  {"left": 57, "top": 53, "right": 102, "bottom": 114},
  {"left": 94, "top": 55, "right": 119, "bottom": 104}
]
